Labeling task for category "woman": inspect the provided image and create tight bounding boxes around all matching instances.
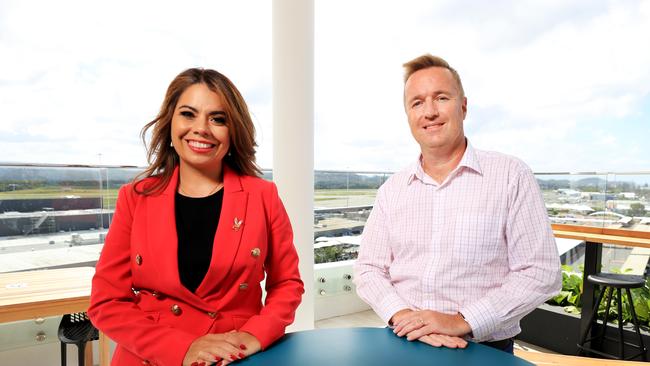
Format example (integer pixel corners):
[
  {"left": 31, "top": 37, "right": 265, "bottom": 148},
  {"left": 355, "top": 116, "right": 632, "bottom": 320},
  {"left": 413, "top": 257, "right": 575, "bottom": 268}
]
[{"left": 88, "top": 68, "right": 304, "bottom": 366}]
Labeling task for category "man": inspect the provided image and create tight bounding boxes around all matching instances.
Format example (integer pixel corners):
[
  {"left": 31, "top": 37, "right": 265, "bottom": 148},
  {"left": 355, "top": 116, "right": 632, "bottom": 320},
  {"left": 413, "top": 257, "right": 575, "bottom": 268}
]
[{"left": 353, "top": 54, "right": 561, "bottom": 353}]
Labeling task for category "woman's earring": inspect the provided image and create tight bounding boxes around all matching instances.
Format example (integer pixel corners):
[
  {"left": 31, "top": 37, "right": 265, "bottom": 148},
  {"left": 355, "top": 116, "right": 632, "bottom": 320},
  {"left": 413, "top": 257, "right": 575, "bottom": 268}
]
[
  {"left": 170, "top": 141, "right": 173, "bottom": 147},
  {"left": 227, "top": 151, "right": 231, "bottom": 156}
]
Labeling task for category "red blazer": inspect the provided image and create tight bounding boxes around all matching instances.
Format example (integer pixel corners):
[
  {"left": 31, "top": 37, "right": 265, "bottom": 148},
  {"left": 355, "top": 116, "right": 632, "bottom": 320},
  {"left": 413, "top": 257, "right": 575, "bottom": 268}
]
[{"left": 88, "top": 166, "right": 304, "bottom": 366}]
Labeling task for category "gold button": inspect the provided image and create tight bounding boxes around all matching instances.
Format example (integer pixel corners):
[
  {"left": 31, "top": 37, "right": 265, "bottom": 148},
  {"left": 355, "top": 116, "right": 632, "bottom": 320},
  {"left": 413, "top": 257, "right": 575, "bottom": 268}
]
[
  {"left": 251, "top": 248, "right": 261, "bottom": 258},
  {"left": 239, "top": 283, "right": 249, "bottom": 291},
  {"left": 170, "top": 304, "right": 182, "bottom": 316},
  {"left": 207, "top": 312, "right": 217, "bottom": 319},
  {"left": 151, "top": 290, "right": 160, "bottom": 298},
  {"left": 135, "top": 254, "right": 143, "bottom": 265},
  {"left": 142, "top": 360, "right": 150, "bottom": 365}
]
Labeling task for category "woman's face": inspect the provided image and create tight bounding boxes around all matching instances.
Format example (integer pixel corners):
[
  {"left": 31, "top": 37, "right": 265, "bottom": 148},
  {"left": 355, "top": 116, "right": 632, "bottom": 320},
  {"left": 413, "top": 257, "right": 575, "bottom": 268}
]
[{"left": 171, "top": 83, "right": 231, "bottom": 177}]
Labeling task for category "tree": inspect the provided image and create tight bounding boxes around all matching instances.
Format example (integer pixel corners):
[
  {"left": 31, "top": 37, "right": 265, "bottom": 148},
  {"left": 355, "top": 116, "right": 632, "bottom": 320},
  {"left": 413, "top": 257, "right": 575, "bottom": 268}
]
[{"left": 628, "top": 203, "right": 646, "bottom": 217}]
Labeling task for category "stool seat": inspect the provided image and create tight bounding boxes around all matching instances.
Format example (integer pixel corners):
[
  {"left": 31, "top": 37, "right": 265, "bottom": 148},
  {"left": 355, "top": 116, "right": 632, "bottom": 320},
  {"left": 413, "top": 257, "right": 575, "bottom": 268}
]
[
  {"left": 58, "top": 312, "right": 99, "bottom": 366},
  {"left": 587, "top": 273, "right": 645, "bottom": 288}
]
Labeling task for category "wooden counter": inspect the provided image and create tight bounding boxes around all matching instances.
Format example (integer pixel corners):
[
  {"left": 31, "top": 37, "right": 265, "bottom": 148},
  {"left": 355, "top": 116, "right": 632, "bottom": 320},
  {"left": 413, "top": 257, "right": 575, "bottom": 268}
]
[
  {"left": 552, "top": 223, "right": 650, "bottom": 248},
  {"left": 0, "top": 267, "right": 109, "bottom": 366}
]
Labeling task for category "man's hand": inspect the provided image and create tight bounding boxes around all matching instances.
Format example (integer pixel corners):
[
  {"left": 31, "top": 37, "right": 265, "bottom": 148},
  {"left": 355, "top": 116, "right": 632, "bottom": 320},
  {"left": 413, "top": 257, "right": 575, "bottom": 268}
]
[
  {"left": 393, "top": 310, "right": 471, "bottom": 340},
  {"left": 389, "top": 308, "right": 414, "bottom": 326},
  {"left": 418, "top": 334, "right": 468, "bottom": 348},
  {"left": 182, "top": 331, "right": 261, "bottom": 366}
]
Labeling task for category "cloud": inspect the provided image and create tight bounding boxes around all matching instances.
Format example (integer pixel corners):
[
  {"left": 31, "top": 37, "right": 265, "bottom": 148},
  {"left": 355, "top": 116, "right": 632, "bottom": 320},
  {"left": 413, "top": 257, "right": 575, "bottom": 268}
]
[
  {"left": 0, "top": 0, "right": 272, "bottom": 166},
  {"left": 1, "top": 0, "right": 649, "bottom": 174},
  {"left": 314, "top": 0, "right": 650, "bottom": 172}
]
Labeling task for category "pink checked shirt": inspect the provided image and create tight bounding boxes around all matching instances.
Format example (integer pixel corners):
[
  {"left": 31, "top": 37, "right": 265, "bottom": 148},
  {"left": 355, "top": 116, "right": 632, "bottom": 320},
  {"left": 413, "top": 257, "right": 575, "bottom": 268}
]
[{"left": 353, "top": 142, "right": 561, "bottom": 342}]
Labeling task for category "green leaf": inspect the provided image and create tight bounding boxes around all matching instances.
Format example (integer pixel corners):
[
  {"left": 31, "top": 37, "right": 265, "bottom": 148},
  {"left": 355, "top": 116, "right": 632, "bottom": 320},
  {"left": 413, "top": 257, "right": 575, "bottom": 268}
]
[
  {"left": 564, "top": 306, "right": 581, "bottom": 315},
  {"left": 634, "top": 297, "right": 649, "bottom": 322},
  {"left": 568, "top": 293, "right": 581, "bottom": 306},
  {"left": 566, "top": 274, "right": 582, "bottom": 292},
  {"left": 551, "top": 291, "right": 570, "bottom": 304}
]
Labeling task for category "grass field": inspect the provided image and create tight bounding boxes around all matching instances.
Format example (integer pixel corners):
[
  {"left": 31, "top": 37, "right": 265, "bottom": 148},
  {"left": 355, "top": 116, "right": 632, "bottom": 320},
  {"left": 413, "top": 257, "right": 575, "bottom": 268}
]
[
  {"left": 314, "top": 189, "right": 376, "bottom": 203},
  {"left": 0, "top": 187, "right": 377, "bottom": 207},
  {"left": 314, "top": 189, "right": 377, "bottom": 196},
  {"left": 0, "top": 187, "right": 120, "bottom": 208}
]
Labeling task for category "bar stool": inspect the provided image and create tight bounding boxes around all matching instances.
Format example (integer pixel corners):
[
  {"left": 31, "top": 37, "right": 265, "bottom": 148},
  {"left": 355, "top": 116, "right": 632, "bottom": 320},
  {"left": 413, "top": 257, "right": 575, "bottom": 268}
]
[
  {"left": 577, "top": 273, "right": 647, "bottom": 361},
  {"left": 58, "top": 312, "right": 99, "bottom": 366}
]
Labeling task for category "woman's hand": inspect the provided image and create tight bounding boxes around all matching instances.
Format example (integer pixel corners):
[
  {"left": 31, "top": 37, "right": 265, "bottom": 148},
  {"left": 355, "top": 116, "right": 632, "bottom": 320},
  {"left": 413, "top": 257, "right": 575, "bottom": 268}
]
[
  {"left": 221, "top": 331, "right": 261, "bottom": 365},
  {"left": 182, "top": 331, "right": 261, "bottom": 366}
]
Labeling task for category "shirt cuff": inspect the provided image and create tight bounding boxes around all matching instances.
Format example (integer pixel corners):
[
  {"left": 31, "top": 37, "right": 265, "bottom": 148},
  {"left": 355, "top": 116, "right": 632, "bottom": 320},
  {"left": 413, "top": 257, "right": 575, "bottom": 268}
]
[{"left": 460, "top": 298, "right": 498, "bottom": 342}]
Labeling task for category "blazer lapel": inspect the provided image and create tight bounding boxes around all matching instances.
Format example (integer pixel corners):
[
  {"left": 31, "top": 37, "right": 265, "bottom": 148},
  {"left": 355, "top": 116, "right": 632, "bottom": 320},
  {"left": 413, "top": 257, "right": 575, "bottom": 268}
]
[
  {"left": 196, "top": 166, "right": 249, "bottom": 297},
  {"left": 145, "top": 168, "right": 183, "bottom": 294}
]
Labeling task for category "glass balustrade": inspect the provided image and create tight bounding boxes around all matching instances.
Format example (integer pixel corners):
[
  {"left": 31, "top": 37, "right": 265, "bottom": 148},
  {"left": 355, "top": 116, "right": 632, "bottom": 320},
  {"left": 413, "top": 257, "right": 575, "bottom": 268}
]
[{"left": 1, "top": 164, "right": 649, "bottom": 349}]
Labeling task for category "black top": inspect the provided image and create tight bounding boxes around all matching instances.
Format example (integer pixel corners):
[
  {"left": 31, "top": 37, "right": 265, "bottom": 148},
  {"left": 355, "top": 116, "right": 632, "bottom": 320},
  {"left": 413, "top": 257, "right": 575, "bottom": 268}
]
[{"left": 175, "top": 189, "right": 224, "bottom": 293}]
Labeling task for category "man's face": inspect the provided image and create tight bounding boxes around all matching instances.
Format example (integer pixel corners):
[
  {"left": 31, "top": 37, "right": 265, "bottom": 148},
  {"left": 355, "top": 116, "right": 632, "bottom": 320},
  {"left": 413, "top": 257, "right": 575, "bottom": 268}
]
[{"left": 404, "top": 67, "right": 467, "bottom": 152}]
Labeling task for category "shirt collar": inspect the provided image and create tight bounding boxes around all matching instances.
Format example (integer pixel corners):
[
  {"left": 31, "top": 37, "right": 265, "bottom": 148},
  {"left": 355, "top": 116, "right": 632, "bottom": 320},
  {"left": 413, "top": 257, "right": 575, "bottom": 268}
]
[
  {"left": 459, "top": 140, "right": 483, "bottom": 175},
  {"left": 407, "top": 139, "right": 483, "bottom": 185}
]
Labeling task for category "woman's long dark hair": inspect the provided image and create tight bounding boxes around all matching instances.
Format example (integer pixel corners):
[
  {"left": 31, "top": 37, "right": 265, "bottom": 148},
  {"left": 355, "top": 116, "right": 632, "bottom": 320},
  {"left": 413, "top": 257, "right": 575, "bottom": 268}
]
[{"left": 133, "top": 68, "right": 261, "bottom": 195}]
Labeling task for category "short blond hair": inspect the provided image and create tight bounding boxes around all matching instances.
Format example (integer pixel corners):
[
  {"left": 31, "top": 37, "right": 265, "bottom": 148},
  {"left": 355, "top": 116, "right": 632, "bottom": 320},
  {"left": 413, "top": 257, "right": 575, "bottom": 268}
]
[{"left": 403, "top": 54, "right": 464, "bottom": 97}]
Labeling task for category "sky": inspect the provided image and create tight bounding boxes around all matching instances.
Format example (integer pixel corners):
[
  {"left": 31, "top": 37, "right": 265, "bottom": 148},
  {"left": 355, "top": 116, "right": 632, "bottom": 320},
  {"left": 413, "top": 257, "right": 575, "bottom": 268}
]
[{"left": 1, "top": 0, "right": 649, "bottom": 173}]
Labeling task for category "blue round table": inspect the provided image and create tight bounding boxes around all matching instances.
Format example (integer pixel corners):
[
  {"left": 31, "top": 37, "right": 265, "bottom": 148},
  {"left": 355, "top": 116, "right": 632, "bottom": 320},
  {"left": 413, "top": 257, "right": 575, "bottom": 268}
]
[{"left": 237, "top": 327, "right": 534, "bottom": 366}]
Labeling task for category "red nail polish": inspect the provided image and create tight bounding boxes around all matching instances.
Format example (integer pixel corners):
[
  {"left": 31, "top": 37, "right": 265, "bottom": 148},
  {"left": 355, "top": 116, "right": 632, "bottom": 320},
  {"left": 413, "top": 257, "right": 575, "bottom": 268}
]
[
  {"left": 230, "top": 354, "right": 237, "bottom": 361},
  {"left": 191, "top": 362, "right": 198, "bottom": 366},
  {"left": 238, "top": 352, "right": 246, "bottom": 358},
  {"left": 198, "top": 363, "right": 206, "bottom": 366},
  {"left": 239, "top": 344, "right": 247, "bottom": 350}
]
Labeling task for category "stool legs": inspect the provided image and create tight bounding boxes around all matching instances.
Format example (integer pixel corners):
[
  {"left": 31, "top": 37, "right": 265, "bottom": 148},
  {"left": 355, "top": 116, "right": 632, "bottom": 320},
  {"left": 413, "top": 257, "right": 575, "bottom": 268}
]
[
  {"left": 578, "top": 284, "right": 647, "bottom": 361},
  {"left": 578, "top": 286, "right": 608, "bottom": 351},
  {"left": 600, "top": 287, "right": 614, "bottom": 348},
  {"left": 77, "top": 342, "right": 85, "bottom": 366},
  {"left": 617, "top": 288, "right": 624, "bottom": 359},
  {"left": 61, "top": 342, "right": 89, "bottom": 366},
  {"left": 61, "top": 342, "right": 67, "bottom": 366},
  {"left": 625, "top": 288, "right": 648, "bottom": 361}
]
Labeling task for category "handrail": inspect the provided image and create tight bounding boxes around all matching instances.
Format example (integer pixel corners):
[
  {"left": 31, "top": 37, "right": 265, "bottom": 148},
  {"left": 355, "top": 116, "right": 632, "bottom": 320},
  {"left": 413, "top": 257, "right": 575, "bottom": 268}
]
[
  {"left": 552, "top": 224, "right": 650, "bottom": 249},
  {"left": 535, "top": 171, "right": 650, "bottom": 176},
  {"left": 2, "top": 162, "right": 650, "bottom": 176},
  {"left": 552, "top": 224, "right": 650, "bottom": 240},
  {"left": 0, "top": 162, "right": 142, "bottom": 168}
]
